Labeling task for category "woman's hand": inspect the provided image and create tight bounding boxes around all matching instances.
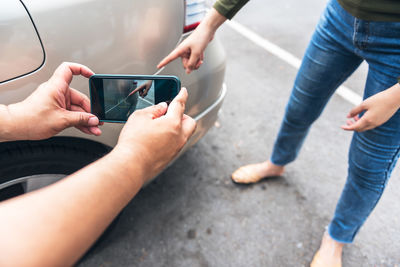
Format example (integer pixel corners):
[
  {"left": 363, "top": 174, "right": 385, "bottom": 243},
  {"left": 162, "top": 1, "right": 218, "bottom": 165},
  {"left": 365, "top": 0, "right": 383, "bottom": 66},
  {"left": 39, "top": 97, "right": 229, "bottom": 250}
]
[
  {"left": 129, "top": 80, "right": 153, "bottom": 98},
  {"left": 342, "top": 83, "right": 400, "bottom": 132},
  {"left": 157, "top": 8, "right": 227, "bottom": 74}
]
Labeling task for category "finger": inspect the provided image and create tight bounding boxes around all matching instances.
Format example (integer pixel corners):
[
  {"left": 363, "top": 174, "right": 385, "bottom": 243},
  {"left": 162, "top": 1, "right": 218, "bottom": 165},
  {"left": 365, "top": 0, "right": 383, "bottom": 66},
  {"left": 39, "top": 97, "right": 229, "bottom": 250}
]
[
  {"left": 346, "top": 119, "right": 354, "bottom": 126},
  {"left": 347, "top": 104, "right": 365, "bottom": 118},
  {"left": 88, "top": 126, "right": 102, "bottom": 136},
  {"left": 187, "top": 51, "right": 201, "bottom": 73},
  {"left": 70, "top": 88, "right": 91, "bottom": 112},
  {"left": 139, "top": 102, "right": 168, "bottom": 119},
  {"left": 70, "top": 105, "right": 102, "bottom": 135},
  {"left": 166, "top": 87, "right": 188, "bottom": 120},
  {"left": 75, "top": 125, "right": 92, "bottom": 135},
  {"left": 65, "top": 110, "right": 100, "bottom": 128},
  {"left": 157, "top": 47, "right": 185, "bottom": 69},
  {"left": 51, "top": 62, "right": 95, "bottom": 85},
  {"left": 182, "top": 57, "right": 189, "bottom": 68},
  {"left": 128, "top": 87, "right": 141, "bottom": 97},
  {"left": 70, "top": 105, "right": 85, "bottom": 112},
  {"left": 182, "top": 114, "right": 196, "bottom": 138},
  {"left": 341, "top": 117, "right": 368, "bottom": 132},
  {"left": 195, "top": 60, "right": 203, "bottom": 69},
  {"left": 75, "top": 125, "right": 102, "bottom": 136}
]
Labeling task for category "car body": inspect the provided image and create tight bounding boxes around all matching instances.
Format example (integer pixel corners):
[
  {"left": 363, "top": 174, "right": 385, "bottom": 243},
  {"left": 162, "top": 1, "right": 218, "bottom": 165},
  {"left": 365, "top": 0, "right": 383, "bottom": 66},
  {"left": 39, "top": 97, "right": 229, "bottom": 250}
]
[{"left": 0, "top": 0, "right": 226, "bottom": 197}]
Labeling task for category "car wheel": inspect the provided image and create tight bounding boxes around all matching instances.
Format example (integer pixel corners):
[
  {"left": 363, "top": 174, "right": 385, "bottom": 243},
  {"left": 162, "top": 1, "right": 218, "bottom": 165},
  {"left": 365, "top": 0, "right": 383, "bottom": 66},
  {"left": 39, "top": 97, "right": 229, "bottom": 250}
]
[
  {"left": 0, "top": 137, "right": 119, "bottom": 256},
  {"left": 0, "top": 137, "right": 111, "bottom": 200}
]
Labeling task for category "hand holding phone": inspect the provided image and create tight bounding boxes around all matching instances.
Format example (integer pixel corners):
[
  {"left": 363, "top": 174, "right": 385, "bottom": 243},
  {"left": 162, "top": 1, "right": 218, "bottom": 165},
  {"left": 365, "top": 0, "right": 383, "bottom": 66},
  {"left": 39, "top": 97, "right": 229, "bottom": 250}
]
[
  {"left": 89, "top": 75, "right": 181, "bottom": 123},
  {"left": 114, "top": 87, "right": 196, "bottom": 181}
]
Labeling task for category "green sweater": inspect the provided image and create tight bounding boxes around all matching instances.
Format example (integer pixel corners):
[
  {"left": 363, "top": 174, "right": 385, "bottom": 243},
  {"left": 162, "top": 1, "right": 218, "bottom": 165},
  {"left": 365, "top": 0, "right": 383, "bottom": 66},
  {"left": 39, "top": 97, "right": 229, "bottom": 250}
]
[
  {"left": 213, "top": 0, "right": 249, "bottom": 20},
  {"left": 213, "top": 0, "right": 400, "bottom": 21},
  {"left": 338, "top": 0, "right": 400, "bottom": 21}
]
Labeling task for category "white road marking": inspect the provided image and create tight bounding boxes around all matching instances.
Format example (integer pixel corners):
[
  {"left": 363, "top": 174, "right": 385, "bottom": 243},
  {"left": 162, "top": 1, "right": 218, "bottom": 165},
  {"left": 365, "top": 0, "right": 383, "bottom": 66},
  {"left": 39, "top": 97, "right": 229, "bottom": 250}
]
[{"left": 225, "top": 19, "right": 363, "bottom": 106}]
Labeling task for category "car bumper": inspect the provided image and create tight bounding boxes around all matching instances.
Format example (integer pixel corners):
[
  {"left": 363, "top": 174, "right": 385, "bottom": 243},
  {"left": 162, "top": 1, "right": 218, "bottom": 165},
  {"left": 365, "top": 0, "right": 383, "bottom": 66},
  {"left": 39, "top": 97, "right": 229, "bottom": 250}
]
[{"left": 183, "top": 82, "right": 226, "bottom": 150}]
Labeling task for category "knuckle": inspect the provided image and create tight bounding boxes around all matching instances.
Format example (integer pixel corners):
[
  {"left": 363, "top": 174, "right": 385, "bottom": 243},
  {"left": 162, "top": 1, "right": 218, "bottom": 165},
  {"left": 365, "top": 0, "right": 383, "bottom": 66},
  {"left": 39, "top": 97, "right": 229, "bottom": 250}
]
[
  {"left": 176, "top": 98, "right": 185, "bottom": 106},
  {"left": 171, "top": 120, "right": 181, "bottom": 131},
  {"left": 60, "top": 62, "right": 69, "bottom": 69},
  {"left": 78, "top": 113, "right": 87, "bottom": 124}
]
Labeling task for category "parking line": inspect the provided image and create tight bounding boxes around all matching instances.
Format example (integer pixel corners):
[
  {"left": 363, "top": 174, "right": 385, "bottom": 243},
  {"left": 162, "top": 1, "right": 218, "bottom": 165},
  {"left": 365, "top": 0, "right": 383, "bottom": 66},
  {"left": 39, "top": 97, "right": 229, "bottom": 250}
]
[{"left": 225, "top": 19, "right": 363, "bottom": 106}]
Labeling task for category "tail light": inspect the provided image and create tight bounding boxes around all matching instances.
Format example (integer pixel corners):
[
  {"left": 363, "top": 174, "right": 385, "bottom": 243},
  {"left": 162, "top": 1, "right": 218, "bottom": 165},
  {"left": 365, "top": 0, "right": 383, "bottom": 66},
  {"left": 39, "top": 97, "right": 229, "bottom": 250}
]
[{"left": 184, "top": 0, "right": 206, "bottom": 33}]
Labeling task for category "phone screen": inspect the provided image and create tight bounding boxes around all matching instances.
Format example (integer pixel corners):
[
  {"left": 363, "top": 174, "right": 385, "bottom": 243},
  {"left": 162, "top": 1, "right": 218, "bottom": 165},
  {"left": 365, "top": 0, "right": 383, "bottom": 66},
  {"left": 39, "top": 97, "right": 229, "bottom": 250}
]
[{"left": 90, "top": 75, "right": 180, "bottom": 122}]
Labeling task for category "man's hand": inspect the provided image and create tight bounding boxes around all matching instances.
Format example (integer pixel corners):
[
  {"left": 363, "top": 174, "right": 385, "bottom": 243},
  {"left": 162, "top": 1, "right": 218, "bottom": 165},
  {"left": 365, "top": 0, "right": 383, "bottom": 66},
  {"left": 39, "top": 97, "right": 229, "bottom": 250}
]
[
  {"left": 157, "top": 8, "right": 227, "bottom": 74},
  {"left": 342, "top": 83, "right": 400, "bottom": 132},
  {"left": 114, "top": 87, "right": 196, "bottom": 184},
  {"left": 7, "top": 62, "right": 101, "bottom": 140}
]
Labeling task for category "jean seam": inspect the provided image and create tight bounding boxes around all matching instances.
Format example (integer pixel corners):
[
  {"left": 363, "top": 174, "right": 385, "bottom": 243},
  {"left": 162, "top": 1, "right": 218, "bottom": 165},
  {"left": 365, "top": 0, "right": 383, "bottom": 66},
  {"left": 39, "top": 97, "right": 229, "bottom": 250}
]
[
  {"left": 364, "top": 21, "right": 369, "bottom": 50},
  {"left": 349, "top": 140, "right": 400, "bottom": 241},
  {"left": 352, "top": 18, "right": 358, "bottom": 48}
]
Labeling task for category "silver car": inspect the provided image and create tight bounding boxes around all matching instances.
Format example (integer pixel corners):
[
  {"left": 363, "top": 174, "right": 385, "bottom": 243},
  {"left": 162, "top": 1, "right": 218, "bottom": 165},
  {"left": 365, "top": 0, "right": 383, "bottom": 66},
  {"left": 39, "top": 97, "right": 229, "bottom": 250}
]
[{"left": 0, "top": 0, "right": 226, "bottom": 200}]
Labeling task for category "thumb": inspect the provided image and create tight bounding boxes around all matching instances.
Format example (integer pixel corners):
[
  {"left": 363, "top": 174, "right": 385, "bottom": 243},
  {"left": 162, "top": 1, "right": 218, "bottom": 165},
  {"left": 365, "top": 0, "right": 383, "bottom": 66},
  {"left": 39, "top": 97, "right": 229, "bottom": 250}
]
[
  {"left": 143, "top": 102, "right": 168, "bottom": 119},
  {"left": 65, "top": 111, "right": 99, "bottom": 127}
]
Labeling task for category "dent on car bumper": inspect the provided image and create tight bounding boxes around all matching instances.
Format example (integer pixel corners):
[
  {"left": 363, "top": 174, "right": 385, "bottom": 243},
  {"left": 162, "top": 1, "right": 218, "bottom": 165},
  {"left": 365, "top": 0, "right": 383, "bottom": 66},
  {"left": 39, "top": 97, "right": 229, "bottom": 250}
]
[{"left": 181, "top": 83, "right": 226, "bottom": 150}]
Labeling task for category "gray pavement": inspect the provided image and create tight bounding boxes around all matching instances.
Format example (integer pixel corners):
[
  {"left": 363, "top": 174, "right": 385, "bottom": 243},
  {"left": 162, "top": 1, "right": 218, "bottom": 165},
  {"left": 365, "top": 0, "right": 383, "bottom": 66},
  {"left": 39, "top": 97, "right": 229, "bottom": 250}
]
[{"left": 80, "top": 0, "right": 400, "bottom": 266}]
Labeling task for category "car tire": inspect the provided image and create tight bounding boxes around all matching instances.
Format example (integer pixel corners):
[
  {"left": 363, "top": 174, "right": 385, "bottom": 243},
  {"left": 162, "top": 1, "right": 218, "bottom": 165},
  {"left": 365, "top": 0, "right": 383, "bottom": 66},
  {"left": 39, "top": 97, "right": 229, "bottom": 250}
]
[
  {"left": 0, "top": 137, "right": 110, "bottom": 193},
  {"left": 0, "top": 137, "right": 120, "bottom": 257}
]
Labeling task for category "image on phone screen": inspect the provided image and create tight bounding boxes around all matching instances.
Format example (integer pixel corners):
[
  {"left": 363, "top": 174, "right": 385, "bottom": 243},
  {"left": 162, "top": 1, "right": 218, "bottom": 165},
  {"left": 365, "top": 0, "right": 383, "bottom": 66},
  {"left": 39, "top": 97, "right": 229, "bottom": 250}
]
[{"left": 90, "top": 76, "right": 180, "bottom": 122}]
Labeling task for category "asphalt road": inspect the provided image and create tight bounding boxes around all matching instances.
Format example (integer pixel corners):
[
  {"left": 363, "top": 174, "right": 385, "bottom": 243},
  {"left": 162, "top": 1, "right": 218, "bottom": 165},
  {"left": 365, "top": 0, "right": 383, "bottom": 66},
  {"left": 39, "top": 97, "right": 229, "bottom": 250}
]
[{"left": 80, "top": 0, "right": 400, "bottom": 266}]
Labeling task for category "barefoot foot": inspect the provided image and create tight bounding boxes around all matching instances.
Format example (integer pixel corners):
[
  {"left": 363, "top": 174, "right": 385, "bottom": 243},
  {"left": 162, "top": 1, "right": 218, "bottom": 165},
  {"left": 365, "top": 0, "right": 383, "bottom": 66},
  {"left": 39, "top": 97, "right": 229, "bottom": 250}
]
[
  {"left": 310, "top": 231, "right": 344, "bottom": 267},
  {"left": 231, "top": 160, "right": 284, "bottom": 184}
]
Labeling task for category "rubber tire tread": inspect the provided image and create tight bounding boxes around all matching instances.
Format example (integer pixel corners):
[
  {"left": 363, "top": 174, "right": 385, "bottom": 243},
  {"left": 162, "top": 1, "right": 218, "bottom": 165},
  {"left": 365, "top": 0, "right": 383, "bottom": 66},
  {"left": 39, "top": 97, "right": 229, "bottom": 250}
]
[{"left": 0, "top": 137, "right": 111, "bottom": 185}]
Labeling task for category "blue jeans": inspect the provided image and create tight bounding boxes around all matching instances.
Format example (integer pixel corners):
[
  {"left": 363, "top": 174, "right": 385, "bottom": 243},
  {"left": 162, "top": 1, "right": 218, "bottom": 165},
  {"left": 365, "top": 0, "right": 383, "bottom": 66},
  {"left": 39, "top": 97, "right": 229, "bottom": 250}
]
[{"left": 270, "top": 0, "right": 400, "bottom": 243}]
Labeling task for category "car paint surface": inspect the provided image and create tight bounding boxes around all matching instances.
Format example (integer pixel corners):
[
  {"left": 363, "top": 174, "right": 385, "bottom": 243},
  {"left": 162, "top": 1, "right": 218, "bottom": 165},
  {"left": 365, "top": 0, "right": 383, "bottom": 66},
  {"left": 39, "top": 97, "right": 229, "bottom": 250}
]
[{"left": 0, "top": 0, "right": 44, "bottom": 82}]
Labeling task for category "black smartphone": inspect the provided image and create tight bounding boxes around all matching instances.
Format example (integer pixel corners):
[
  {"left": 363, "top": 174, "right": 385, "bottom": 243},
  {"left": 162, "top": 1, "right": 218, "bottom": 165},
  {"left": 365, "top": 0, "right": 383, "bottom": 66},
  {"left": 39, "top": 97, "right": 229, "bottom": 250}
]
[{"left": 89, "top": 74, "right": 181, "bottom": 123}]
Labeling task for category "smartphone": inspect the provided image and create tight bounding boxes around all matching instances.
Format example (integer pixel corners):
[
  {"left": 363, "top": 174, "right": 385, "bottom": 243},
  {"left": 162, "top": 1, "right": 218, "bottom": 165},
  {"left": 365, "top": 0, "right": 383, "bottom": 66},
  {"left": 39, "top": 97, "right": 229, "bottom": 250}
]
[{"left": 89, "top": 74, "right": 180, "bottom": 123}]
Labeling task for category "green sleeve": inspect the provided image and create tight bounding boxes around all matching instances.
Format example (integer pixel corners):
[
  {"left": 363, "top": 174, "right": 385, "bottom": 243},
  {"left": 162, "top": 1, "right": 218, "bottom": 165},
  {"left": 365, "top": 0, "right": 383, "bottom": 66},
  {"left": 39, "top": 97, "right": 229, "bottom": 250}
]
[{"left": 213, "top": 0, "right": 250, "bottom": 20}]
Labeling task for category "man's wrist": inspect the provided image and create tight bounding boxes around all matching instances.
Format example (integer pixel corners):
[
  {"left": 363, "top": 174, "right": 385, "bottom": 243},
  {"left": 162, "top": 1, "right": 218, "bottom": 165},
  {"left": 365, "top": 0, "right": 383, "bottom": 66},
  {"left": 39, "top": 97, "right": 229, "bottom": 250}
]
[
  {"left": 2, "top": 102, "right": 30, "bottom": 141},
  {"left": 106, "top": 146, "right": 151, "bottom": 187},
  {"left": 0, "top": 104, "right": 20, "bottom": 142}
]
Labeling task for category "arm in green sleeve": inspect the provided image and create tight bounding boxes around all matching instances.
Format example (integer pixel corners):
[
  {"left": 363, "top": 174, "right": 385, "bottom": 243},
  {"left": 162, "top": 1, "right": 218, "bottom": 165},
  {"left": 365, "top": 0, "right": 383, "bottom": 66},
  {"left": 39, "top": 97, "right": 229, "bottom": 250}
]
[{"left": 213, "top": 0, "right": 250, "bottom": 20}]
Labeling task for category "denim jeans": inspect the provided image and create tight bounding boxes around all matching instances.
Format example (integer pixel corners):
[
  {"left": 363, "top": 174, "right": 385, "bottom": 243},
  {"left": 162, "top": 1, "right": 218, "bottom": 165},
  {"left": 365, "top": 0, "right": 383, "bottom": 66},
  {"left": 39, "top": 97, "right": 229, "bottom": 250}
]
[{"left": 270, "top": 0, "right": 400, "bottom": 243}]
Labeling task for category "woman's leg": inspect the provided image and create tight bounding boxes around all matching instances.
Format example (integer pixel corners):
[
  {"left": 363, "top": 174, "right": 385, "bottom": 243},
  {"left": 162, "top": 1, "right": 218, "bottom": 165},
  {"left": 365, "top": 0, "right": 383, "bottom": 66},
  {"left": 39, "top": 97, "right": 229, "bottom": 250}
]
[
  {"left": 314, "top": 17, "right": 400, "bottom": 267},
  {"left": 232, "top": 0, "right": 362, "bottom": 183},
  {"left": 329, "top": 24, "right": 400, "bottom": 243},
  {"left": 313, "top": 71, "right": 400, "bottom": 267}
]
